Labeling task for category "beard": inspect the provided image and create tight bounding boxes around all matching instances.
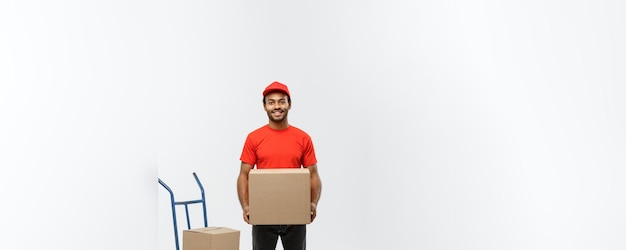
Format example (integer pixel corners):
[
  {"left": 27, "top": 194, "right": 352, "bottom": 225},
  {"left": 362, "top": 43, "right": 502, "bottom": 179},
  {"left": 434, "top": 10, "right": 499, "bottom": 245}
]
[{"left": 267, "top": 109, "right": 288, "bottom": 122}]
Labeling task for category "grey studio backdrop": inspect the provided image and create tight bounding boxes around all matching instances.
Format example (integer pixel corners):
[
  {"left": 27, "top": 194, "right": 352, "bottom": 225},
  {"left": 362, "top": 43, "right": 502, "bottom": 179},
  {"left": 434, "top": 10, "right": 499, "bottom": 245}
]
[{"left": 2, "top": 1, "right": 624, "bottom": 250}]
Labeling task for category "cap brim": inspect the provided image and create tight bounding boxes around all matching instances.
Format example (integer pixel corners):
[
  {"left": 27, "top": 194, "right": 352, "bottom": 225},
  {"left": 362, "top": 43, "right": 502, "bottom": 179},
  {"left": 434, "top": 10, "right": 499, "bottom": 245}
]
[{"left": 263, "top": 89, "right": 290, "bottom": 96}]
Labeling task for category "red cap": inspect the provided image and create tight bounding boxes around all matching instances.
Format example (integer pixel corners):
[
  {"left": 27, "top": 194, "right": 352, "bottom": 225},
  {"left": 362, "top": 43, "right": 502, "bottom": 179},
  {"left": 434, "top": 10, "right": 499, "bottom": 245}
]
[{"left": 263, "top": 81, "right": 290, "bottom": 97}]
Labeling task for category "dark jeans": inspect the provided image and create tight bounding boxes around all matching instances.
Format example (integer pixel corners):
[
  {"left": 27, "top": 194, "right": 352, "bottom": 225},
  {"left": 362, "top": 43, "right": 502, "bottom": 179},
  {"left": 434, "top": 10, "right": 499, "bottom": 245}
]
[{"left": 252, "top": 225, "right": 306, "bottom": 250}]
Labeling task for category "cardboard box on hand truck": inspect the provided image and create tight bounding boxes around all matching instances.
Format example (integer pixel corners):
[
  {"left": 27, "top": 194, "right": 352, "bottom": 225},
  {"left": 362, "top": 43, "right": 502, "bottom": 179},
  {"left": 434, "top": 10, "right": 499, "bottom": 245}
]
[
  {"left": 249, "top": 168, "right": 311, "bottom": 225},
  {"left": 183, "top": 227, "right": 240, "bottom": 250}
]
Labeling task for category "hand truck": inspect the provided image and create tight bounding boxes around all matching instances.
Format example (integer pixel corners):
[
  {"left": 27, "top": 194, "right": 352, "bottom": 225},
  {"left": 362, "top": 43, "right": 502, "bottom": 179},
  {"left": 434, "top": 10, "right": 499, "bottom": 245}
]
[{"left": 158, "top": 172, "right": 208, "bottom": 250}]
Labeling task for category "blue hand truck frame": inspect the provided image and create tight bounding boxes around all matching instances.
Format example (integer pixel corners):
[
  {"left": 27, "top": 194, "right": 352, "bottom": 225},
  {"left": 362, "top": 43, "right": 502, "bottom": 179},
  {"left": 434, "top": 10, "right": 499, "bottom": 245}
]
[{"left": 158, "top": 172, "right": 208, "bottom": 250}]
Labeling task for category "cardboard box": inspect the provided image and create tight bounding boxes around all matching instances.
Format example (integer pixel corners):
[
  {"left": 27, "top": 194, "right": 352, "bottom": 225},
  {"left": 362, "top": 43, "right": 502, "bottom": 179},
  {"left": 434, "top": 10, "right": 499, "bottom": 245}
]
[
  {"left": 183, "top": 227, "right": 240, "bottom": 250},
  {"left": 249, "top": 168, "right": 311, "bottom": 225}
]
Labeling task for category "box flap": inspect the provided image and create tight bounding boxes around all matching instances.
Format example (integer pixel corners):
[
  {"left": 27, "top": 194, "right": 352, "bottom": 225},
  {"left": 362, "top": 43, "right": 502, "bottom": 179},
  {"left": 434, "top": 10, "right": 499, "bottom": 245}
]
[
  {"left": 250, "top": 168, "right": 310, "bottom": 174},
  {"left": 186, "top": 227, "right": 239, "bottom": 235}
]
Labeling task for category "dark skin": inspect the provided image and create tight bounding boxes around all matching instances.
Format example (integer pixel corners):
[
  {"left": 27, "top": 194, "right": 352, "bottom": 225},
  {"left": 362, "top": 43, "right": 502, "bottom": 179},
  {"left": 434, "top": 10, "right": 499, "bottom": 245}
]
[{"left": 237, "top": 91, "right": 322, "bottom": 223}]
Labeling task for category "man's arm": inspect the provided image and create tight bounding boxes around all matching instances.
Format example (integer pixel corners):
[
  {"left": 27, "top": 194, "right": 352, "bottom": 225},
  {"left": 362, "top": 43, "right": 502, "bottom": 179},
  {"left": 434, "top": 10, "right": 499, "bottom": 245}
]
[
  {"left": 237, "top": 162, "right": 254, "bottom": 224},
  {"left": 306, "top": 163, "right": 322, "bottom": 222}
]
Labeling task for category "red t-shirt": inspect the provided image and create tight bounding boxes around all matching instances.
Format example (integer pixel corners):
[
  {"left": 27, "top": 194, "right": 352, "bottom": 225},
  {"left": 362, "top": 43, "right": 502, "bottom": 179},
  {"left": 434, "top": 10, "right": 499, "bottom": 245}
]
[{"left": 240, "top": 125, "right": 317, "bottom": 169}]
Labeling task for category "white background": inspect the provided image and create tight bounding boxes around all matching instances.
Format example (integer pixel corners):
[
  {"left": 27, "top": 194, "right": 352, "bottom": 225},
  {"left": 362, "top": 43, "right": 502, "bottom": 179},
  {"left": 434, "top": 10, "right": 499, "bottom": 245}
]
[{"left": 2, "top": 1, "right": 625, "bottom": 250}]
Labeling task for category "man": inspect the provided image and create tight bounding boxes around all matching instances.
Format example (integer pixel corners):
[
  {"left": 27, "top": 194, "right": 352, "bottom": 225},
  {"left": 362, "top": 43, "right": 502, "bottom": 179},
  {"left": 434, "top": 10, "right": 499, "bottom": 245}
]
[{"left": 237, "top": 81, "right": 322, "bottom": 250}]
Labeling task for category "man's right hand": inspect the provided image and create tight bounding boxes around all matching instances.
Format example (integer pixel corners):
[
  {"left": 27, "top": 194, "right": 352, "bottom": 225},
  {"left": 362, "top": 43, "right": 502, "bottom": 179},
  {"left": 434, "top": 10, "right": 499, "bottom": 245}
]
[{"left": 242, "top": 206, "right": 250, "bottom": 224}]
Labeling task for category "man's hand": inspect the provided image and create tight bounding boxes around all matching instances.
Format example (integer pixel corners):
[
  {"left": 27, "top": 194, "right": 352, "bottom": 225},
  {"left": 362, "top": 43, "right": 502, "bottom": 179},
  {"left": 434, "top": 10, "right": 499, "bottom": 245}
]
[
  {"left": 310, "top": 202, "right": 317, "bottom": 222},
  {"left": 243, "top": 206, "right": 250, "bottom": 224}
]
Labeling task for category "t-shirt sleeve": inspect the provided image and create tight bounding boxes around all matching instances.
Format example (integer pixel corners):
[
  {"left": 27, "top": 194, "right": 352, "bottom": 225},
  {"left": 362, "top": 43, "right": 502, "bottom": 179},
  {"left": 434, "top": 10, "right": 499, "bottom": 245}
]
[
  {"left": 239, "top": 135, "right": 256, "bottom": 166},
  {"left": 301, "top": 136, "right": 317, "bottom": 167}
]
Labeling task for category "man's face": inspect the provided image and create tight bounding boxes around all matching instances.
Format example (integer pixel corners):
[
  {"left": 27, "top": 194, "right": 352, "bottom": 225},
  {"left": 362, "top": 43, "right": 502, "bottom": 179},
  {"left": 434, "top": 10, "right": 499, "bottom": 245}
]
[{"left": 264, "top": 92, "right": 291, "bottom": 122}]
